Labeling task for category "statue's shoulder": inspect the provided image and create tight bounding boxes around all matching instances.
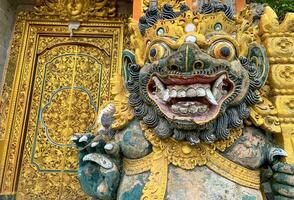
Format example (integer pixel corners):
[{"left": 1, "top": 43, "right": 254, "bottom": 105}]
[
  {"left": 223, "top": 126, "right": 273, "bottom": 169},
  {"left": 119, "top": 119, "right": 152, "bottom": 159}
]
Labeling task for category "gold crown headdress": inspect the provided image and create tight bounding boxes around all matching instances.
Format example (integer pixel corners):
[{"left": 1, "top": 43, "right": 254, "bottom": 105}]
[{"left": 128, "top": 1, "right": 260, "bottom": 66}]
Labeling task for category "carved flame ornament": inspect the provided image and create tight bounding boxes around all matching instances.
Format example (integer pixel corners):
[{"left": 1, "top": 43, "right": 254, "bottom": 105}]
[
  {"left": 143, "top": 0, "right": 186, "bottom": 12},
  {"left": 34, "top": 0, "right": 117, "bottom": 21}
]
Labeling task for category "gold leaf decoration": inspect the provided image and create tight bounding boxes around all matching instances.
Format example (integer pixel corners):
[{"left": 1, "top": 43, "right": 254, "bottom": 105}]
[{"left": 34, "top": 0, "right": 117, "bottom": 21}]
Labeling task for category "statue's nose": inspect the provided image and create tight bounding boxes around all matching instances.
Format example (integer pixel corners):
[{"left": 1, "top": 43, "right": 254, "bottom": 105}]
[{"left": 166, "top": 43, "right": 207, "bottom": 73}]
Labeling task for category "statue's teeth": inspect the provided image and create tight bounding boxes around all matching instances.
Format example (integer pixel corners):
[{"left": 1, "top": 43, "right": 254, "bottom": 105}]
[
  {"left": 167, "top": 84, "right": 209, "bottom": 98},
  {"left": 179, "top": 107, "right": 188, "bottom": 114},
  {"left": 205, "top": 88, "right": 218, "bottom": 105},
  {"left": 212, "top": 74, "right": 226, "bottom": 100},
  {"left": 171, "top": 105, "right": 179, "bottom": 113},
  {"left": 162, "top": 89, "right": 170, "bottom": 101},
  {"left": 170, "top": 89, "right": 177, "bottom": 97},
  {"left": 153, "top": 76, "right": 170, "bottom": 102},
  {"left": 186, "top": 88, "right": 197, "bottom": 97},
  {"left": 153, "top": 76, "right": 165, "bottom": 93},
  {"left": 188, "top": 105, "right": 198, "bottom": 114},
  {"left": 212, "top": 88, "right": 222, "bottom": 101},
  {"left": 171, "top": 102, "right": 208, "bottom": 115},
  {"left": 195, "top": 87, "right": 206, "bottom": 97},
  {"left": 198, "top": 105, "right": 208, "bottom": 113},
  {"left": 214, "top": 74, "right": 226, "bottom": 89},
  {"left": 177, "top": 89, "right": 186, "bottom": 98},
  {"left": 152, "top": 76, "right": 225, "bottom": 106}
]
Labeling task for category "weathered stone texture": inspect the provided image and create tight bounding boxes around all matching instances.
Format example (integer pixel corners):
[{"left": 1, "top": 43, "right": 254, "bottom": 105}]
[{"left": 0, "top": 0, "right": 16, "bottom": 92}]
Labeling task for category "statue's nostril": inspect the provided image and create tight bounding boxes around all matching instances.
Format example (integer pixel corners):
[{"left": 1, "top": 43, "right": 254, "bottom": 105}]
[
  {"left": 194, "top": 61, "right": 204, "bottom": 69},
  {"left": 169, "top": 65, "right": 179, "bottom": 71}
]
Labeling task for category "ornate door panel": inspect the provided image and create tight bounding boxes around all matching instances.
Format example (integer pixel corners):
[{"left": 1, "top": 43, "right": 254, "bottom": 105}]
[{"left": 0, "top": 12, "right": 125, "bottom": 199}]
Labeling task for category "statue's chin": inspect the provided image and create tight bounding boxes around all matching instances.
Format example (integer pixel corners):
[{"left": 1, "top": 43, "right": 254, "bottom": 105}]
[{"left": 147, "top": 72, "right": 234, "bottom": 125}]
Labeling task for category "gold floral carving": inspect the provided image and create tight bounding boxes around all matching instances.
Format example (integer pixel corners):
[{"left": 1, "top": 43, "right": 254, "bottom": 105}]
[
  {"left": 0, "top": 10, "right": 26, "bottom": 143},
  {"left": 110, "top": 74, "right": 134, "bottom": 130},
  {"left": 34, "top": 0, "right": 117, "bottom": 21},
  {"left": 140, "top": 151, "right": 168, "bottom": 200},
  {"left": 286, "top": 99, "right": 294, "bottom": 110},
  {"left": 93, "top": 73, "right": 134, "bottom": 132},
  {"left": 249, "top": 97, "right": 281, "bottom": 134},
  {"left": 16, "top": 38, "right": 113, "bottom": 199},
  {"left": 124, "top": 125, "right": 260, "bottom": 200},
  {"left": 0, "top": 87, "right": 10, "bottom": 139},
  {"left": 279, "top": 66, "right": 294, "bottom": 82},
  {"left": 0, "top": 10, "right": 126, "bottom": 199},
  {"left": 259, "top": 6, "right": 294, "bottom": 163}
]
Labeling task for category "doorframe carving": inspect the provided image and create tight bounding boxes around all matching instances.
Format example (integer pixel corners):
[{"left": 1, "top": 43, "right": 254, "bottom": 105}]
[{"left": 0, "top": 7, "right": 128, "bottom": 197}]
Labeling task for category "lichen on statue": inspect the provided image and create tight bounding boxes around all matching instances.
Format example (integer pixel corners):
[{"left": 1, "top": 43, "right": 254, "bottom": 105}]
[{"left": 72, "top": 1, "right": 294, "bottom": 200}]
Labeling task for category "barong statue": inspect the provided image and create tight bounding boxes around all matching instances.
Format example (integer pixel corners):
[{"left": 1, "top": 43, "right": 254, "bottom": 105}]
[{"left": 72, "top": 1, "right": 294, "bottom": 199}]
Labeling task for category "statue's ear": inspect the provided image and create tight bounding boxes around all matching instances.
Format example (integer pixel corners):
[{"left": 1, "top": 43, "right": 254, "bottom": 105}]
[
  {"left": 247, "top": 44, "right": 270, "bottom": 86},
  {"left": 122, "top": 50, "right": 136, "bottom": 85}
]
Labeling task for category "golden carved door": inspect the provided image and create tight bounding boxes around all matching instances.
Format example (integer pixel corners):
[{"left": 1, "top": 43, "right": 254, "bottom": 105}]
[{"left": 0, "top": 9, "right": 126, "bottom": 199}]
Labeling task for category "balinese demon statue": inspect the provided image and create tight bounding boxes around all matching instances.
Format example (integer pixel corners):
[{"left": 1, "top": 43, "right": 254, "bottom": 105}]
[{"left": 73, "top": 1, "right": 294, "bottom": 199}]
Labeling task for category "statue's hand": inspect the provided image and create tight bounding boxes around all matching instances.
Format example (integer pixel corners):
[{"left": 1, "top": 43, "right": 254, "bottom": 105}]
[
  {"left": 72, "top": 134, "right": 121, "bottom": 200},
  {"left": 272, "top": 162, "right": 294, "bottom": 199}
]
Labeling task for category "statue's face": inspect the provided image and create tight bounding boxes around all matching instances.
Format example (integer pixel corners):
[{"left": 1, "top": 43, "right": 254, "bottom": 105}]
[
  {"left": 144, "top": 35, "right": 247, "bottom": 126},
  {"left": 125, "top": 4, "right": 267, "bottom": 144}
]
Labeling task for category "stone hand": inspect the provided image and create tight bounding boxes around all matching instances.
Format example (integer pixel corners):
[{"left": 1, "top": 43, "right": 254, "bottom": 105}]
[
  {"left": 271, "top": 162, "right": 294, "bottom": 200},
  {"left": 72, "top": 134, "right": 121, "bottom": 200}
]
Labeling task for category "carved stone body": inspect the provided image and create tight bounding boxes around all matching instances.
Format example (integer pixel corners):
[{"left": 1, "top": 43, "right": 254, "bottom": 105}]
[
  {"left": 73, "top": 2, "right": 294, "bottom": 200},
  {"left": 116, "top": 120, "right": 267, "bottom": 200},
  {"left": 74, "top": 119, "right": 275, "bottom": 200}
]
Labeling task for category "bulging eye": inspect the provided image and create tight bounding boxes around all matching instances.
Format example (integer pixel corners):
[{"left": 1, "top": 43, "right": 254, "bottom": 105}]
[
  {"left": 148, "top": 43, "right": 169, "bottom": 62},
  {"left": 210, "top": 41, "right": 236, "bottom": 61}
]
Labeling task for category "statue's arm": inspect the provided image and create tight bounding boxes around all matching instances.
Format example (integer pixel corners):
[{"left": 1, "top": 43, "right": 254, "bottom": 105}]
[
  {"left": 225, "top": 126, "right": 294, "bottom": 199},
  {"left": 222, "top": 126, "right": 274, "bottom": 169},
  {"left": 73, "top": 133, "right": 121, "bottom": 200},
  {"left": 252, "top": 129, "right": 294, "bottom": 200},
  {"left": 72, "top": 104, "right": 123, "bottom": 200}
]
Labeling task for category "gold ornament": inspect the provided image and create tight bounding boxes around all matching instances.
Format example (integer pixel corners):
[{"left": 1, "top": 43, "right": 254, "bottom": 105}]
[
  {"left": 255, "top": 6, "right": 294, "bottom": 163},
  {"left": 95, "top": 74, "right": 134, "bottom": 131},
  {"left": 249, "top": 97, "right": 281, "bottom": 134},
  {"left": 34, "top": 0, "right": 117, "bottom": 21},
  {"left": 129, "top": 9, "right": 259, "bottom": 67}
]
